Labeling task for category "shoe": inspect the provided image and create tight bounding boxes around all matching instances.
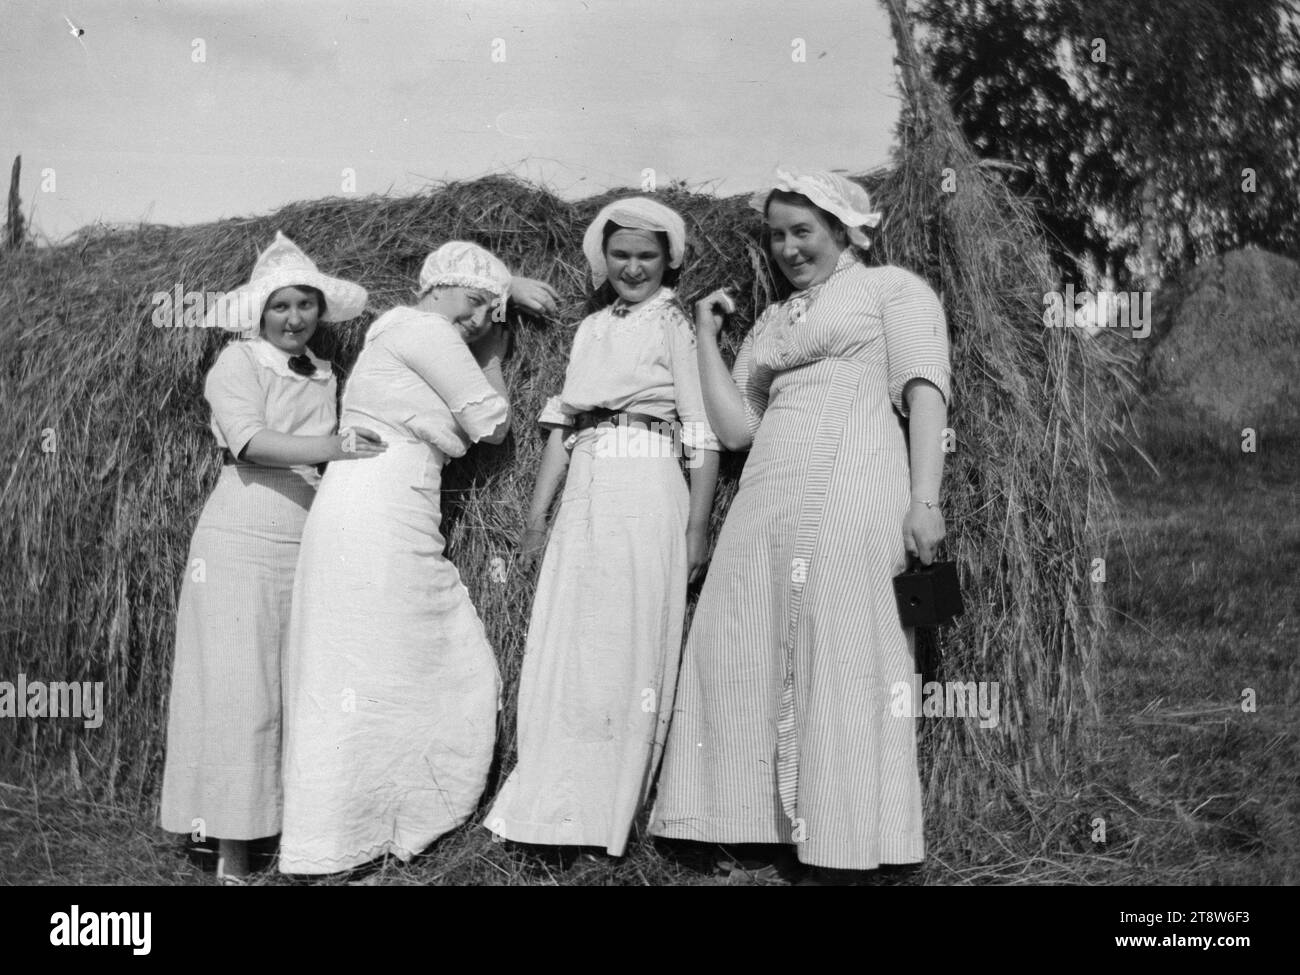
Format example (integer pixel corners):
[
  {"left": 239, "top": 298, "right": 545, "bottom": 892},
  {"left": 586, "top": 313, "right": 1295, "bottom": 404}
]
[
  {"left": 715, "top": 858, "right": 796, "bottom": 886},
  {"left": 216, "top": 856, "right": 249, "bottom": 886}
]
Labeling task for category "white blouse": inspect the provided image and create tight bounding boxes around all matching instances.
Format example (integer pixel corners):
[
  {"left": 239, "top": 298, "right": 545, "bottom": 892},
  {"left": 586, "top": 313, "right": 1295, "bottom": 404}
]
[
  {"left": 339, "top": 306, "right": 509, "bottom": 459},
  {"left": 204, "top": 337, "right": 337, "bottom": 479},
  {"left": 539, "top": 288, "right": 720, "bottom": 451}
]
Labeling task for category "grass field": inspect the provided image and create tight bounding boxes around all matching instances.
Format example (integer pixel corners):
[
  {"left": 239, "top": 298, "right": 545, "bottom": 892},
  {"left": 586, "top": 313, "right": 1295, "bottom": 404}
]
[{"left": 2, "top": 436, "right": 1296, "bottom": 886}]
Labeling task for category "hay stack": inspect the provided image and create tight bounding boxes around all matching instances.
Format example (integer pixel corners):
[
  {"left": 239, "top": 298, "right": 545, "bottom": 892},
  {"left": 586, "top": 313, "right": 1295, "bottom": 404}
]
[
  {"left": 1142, "top": 246, "right": 1300, "bottom": 450},
  {"left": 880, "top": 0, "right": 1130, "bottom": 847},
  {"left": 0, "top": 53, "right": 1123, "bottom": 861}
]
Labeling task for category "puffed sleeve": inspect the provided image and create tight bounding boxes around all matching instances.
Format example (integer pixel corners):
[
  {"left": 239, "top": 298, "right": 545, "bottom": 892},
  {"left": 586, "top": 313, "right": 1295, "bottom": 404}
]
[
  {"left": 731, "top": 310, "right": 776, "bottom": 439},
  {"left": 537, "top": 316, "right": 589, "bottom": 433},
  {"left": 387, "top": 314, "right": 510, "bottom": 442},
  {"left": 203, "top": 343, "right": 267, "bottom": 458},
  {"left": 663, "top": 306, "right": 721, "bottom": 451},
  {"left": 883, "top": 268, "right": 951, "bottom": 416}
]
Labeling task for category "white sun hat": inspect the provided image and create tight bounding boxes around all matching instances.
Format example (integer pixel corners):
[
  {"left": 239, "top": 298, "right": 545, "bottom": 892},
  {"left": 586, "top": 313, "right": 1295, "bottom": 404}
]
[
  {"left": 417, "top": 241, "right": 512, "bottom": 306},
  {"left": 203, "top": 231, "right": 369, "bottom": 331},
  {"left": 749, "top": 167, "right": 883, "bottom": 248},
  {"left": 582, "top": 197, "right": 687, "bottom": 287}
]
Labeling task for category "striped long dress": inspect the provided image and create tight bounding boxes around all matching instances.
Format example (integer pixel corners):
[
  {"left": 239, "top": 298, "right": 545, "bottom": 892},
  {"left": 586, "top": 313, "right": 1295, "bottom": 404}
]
[{"left": 649, "top": 250, "right": 951, "bottom": 870}]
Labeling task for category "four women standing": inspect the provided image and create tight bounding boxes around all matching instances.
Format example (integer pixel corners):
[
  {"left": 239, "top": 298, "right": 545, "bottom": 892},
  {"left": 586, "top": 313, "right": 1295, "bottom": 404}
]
[{"left": 161, "top": 168, "right": 951, "bottom": 883}]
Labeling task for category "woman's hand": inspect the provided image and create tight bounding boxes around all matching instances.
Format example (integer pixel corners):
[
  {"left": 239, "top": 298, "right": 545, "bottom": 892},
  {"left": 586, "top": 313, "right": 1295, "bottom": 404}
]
[
  {"left": 509, "top": 277, "right": 560, "bottom": 318},
  {"left": 518, "top": 524, "right": 548, "bottom": 570},
  {"left": 331, "top": 427, "right": 388, "bottom": 461},
  {"left": 694, "top": 288, "right": 735, "bottom": 344},
  {"left": 686, "top": 523, "right": 709, "bottom": 583},
  {"left": 902, "top": 502, "right": 945, "bottom": 565}
]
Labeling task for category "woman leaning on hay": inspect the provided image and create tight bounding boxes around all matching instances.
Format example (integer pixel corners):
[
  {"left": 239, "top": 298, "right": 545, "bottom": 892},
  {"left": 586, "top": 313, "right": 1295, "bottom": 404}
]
[
  {"left": 485, "top": 198, "right": 721, "bottom": 856},
  {"left": 649, "top": 169, "right": 952, "bottom": 884},
  {"left": 277, "top": 242, "right": 518, "bottom": 876},
  {"left": 159, "top": 232, "right": 387, "bottom": 885}
]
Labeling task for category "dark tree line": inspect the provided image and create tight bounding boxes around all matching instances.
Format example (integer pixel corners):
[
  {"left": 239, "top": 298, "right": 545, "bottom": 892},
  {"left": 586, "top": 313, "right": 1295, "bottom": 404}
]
[{"left": 915, "top": 0, "right": 1300, "bottom": 287}]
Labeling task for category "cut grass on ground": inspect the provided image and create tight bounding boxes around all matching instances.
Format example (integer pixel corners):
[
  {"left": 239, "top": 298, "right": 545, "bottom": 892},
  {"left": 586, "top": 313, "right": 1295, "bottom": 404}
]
[{"left": 2, "top": 444, "right": 1296, "bottom": 885}]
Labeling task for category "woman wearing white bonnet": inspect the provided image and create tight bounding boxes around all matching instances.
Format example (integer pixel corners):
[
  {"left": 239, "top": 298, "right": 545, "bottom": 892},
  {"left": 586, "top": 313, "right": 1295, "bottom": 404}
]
[
  {"left": 486, "top": 196, "right": 721, "bottom": 856},
  {"left": 577, "top": 196, "right": 689, "bottom": 297},
  {"left": 159, "top": 231, "right": 385, "bottom": 884},
  {"left": 279, "top": 240, "right": 515, "bottom": 875},
  {"left": 651, "top": 167, "right": 953, "bottom": 883}
]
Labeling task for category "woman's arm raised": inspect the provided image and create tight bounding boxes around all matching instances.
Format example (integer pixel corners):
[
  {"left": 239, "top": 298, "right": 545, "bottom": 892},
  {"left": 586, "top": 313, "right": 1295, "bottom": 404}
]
[
  {"left": 694, "top": 289, "right": 753, "bottom": 451},
  {"left": 508, "top": 277, "right": 560, "bottom": 318}
]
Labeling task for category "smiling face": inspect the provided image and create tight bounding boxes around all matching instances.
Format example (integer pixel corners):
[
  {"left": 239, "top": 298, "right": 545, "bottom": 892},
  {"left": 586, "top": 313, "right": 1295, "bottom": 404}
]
[
  {"left": 426, "top": 286, "right": 496, "bottom": 341},
  {"left": 260, "top": 286, "right": 322, "bottom": 354},
  {"left": 766, "top": 192, "right": 849, "bottom": 291},
  {"left": 604, "top": 228, "right": 667, "bottom": 307}
]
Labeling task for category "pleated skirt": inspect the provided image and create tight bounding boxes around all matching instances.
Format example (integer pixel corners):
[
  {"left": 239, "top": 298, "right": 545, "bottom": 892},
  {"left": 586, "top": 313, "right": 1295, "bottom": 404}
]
[
  {"left": 278, "top": 440, "right": 500, "bottom": 875},
  {"left": 160, "top": 465, "right": 317, "bottom": 840},
  {"left": 486, "top": 425, "right": 689, "bottom": 854}
]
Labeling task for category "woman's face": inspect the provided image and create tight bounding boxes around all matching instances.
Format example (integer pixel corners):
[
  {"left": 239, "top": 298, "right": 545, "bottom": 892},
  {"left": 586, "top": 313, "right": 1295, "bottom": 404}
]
[
  {"left": 605, "top": 229, "right": 667, "bottom": 306},
  {"left": 430, "top": 286, "right": 496, "bottom": 341},
  {"left": 260, "top": 286, "right": 321, "bottom": 354},
  {"left": 766, "top": 195, "right": 847, "bottom": 291}
]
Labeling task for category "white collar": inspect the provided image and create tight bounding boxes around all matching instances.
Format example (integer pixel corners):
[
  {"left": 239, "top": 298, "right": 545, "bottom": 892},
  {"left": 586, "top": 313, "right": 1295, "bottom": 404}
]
[{"left": 246, "top": 336, "right": 331, "bottom": 381}]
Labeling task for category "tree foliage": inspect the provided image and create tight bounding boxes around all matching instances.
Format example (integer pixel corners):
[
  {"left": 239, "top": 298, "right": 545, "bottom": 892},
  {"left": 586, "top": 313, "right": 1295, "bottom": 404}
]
[{"left": 915, "top": 0, "right": 1300, "bottom": 285}]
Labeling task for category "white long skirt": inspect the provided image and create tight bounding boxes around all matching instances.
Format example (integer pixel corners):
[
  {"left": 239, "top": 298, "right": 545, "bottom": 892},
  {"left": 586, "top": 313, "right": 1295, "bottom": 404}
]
[
  {"left": 160, "top": 465, "right": 316, "bottom": 840},
  {"left": 279, "top": 440, "right": 500, "bottom": 875},
  {"left": 486, "top": 425, "right": 689, "bottom": 855}
]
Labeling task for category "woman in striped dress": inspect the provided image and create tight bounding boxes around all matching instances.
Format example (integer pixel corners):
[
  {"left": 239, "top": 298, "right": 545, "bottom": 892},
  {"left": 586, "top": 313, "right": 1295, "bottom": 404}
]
[{"left": 650, "top": 169, "right": 952, "bottom": 882}]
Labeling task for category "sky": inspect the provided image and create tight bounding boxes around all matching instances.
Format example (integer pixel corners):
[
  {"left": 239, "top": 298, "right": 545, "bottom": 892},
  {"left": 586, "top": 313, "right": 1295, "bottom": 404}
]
[{"left": 0, "top": 0, "right": 902, "bottom": 242}]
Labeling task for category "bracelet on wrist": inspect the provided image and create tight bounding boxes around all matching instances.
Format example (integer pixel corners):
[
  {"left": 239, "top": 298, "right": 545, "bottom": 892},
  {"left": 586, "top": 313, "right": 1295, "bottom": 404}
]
[{"left": 912, "top": 498, "right": 939, "bottom": 509}]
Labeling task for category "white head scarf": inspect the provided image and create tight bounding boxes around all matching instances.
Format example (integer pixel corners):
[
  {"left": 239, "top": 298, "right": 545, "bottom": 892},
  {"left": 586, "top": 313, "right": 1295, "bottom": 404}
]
[
  {"left": 418, "top": 241, "right": 512, "bottom": 306},
  {"left": 749, "top": 168, "right": 882, "bottom": 248},
  {"left": 582, "top": 197, "right": 687, "bottom": 287}
]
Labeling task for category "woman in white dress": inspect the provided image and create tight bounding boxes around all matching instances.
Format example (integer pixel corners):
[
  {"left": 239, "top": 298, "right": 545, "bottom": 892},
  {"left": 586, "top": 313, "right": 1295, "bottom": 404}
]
[
  {"left": 486, "top": 198, "right": 721, "bottom": 856},
  {"left": 279, "top": 242, "right": 516, "bottom": 875},
  {"left": 159, "top": 232, "right": 384, "bottom": 884}
]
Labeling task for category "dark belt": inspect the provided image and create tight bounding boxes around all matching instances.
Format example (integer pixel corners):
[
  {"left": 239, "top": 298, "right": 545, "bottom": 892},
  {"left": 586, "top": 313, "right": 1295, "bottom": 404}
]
[{"left": 572, "top": 409, "right": 673, "bottom": 433}]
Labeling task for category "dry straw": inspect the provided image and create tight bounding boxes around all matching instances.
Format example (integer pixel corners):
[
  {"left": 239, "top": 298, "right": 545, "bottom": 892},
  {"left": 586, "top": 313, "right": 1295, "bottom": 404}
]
[{"left": 0, "top": 31, "right": 1134, "bottom": 859}]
